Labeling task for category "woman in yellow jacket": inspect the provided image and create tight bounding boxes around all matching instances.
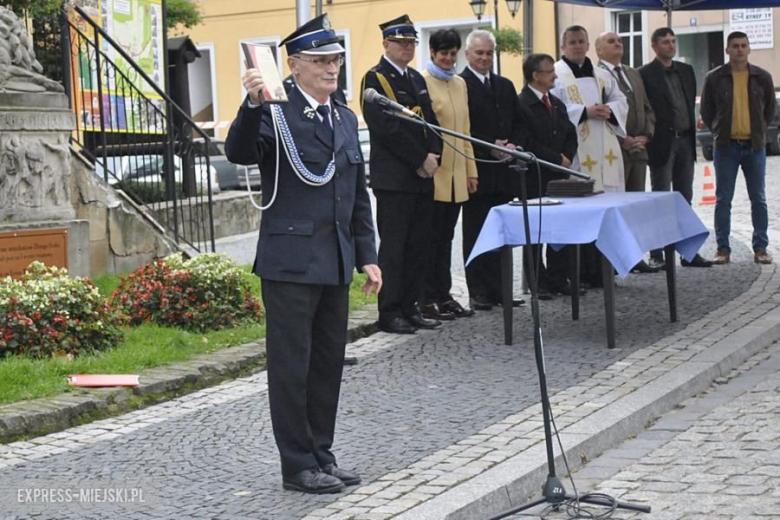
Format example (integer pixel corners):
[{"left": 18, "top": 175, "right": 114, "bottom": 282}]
[{"left": 420, "top": 29, "right": 478, "bottom": 319}]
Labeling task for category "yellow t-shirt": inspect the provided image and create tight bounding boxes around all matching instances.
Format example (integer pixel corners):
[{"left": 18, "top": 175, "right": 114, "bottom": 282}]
[{"left": 731, "top": 70, "right": 751, "bottom": 140}]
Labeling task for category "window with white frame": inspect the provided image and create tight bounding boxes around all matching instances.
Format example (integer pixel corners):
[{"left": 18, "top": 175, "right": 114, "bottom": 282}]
[
  {"left": 189, "top": 43, "right": 218, "bottom": 137},
  {"left": 335, "top": 30, "right": 352, "bottom": 101},
  {"left": 614, "top": 11, "right": 643, "bottom": 68}
]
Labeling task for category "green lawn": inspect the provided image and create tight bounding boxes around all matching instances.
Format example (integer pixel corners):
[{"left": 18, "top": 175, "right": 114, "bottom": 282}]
[{"left": 0, "top": 269, "right": 376, "bottom": 406}]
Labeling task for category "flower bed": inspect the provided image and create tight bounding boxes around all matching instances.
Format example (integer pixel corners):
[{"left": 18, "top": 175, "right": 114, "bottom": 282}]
[
  {"left": 0, "top": 262, "right": 124, "bottom": 359},
  {"left": 112, "top": 253, "right": 264, "bottom": 332}
]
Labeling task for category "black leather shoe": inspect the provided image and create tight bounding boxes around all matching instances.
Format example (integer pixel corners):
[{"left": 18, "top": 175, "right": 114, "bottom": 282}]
[
  {"left": 419, "top": 303, "right": 456, "bottom": 321},
  {"left": 494, "top": 298, "right": 526, "bottom": 307},
  {"left": 469, "top": 297, "right": 493, "bottom": 311},
  {"left": 630, "top": 260, "right": 660, "bottom": 274},
  {"left": 548, "top": 283, "right": 586, "bottom": 296},
  {"left": 438, "top": 299, "right": 475, "bottom": 318},
  {"left": 647, "top": 257, "right": 665, "bottom": 270},
  {"left": 283, "top": 468, "right": 345, "bottom": 494},
  {"left": 378, "top": 317, "right": 416, "bottom": 334},
  {"left": 321, "top": 463, "right": 361, "bottom": 487},
  {"left": 681, "top": 254, "right": 713, "bottom": 268},
  {"left": 406, "top": 314, "right": 442, "bottom": 329},
  {"left": 536, "top": 288, "right": 554, "bottom": 301}
]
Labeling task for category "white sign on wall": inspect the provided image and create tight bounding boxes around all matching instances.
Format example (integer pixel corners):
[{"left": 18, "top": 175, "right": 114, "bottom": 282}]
[{"left": 729, "top": 8, "right": 773, "bottom": 50}]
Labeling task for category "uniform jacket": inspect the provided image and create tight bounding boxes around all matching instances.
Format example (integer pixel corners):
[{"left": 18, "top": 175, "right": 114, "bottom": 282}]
[
  {"left": 516, "top": 85, "right": 578, "bottom": 198},
  {"left": 224, "top": 87, "right": 377, "bottom": 285},
  {"left": 700, "top": 62, "right": 777, "bottom": 152},
  {"left": 360, "top": 57, "right": 442, "bottom": 193},
  {"left": 639, "top": 58, "right": 697, "bottom": 168},
  {"left": 422, "top": 71, "right": 478, "bottom": 203},
  {"left": 460, "top": 67, "right": 523, "bottom": 196},
  {"left": 598, "top": 60, "right": 655, "bottom": 162}
]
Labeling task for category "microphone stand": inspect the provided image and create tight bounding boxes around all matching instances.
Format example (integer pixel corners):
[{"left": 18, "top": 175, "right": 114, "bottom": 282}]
[{"left": 381, "top": 110, "right": 650, "bottom": 518}]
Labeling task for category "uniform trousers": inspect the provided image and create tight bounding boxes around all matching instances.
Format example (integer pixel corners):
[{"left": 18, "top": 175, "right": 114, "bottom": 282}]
[
  {"left": 374, "top": 190, "right": 434, "bottom": 321},
  {"left": 262, "top": 279, "right": 349, "bottom": 477}
]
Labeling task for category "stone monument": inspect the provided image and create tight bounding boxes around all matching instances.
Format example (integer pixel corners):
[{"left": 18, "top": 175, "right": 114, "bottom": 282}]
[{"left": 0, "top": 6, "right": 89, "bottom": 278}]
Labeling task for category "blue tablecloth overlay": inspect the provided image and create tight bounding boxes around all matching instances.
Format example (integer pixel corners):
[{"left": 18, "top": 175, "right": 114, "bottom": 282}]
[{"left": 466, "top": 192, "right": 709, "bottom": 277}]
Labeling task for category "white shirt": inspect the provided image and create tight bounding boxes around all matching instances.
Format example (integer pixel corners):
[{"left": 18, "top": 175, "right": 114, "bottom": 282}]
[
  {"left": 382, "top": 55, "right": 408, "bottom": 77},
  {"left": 296, "top": 86, "right": 332, "bottom": 124},
  {"left": 467, "top": 65, "right": 490, "bottom": 85},
  {"left": 528, "top": 85, "right": 547, "bottom": 102}
]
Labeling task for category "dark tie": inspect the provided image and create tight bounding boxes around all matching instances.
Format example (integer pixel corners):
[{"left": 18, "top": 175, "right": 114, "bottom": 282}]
[
  {"left": 316, "top": 104, "right": 332, "bottom": 130},
  {"left": 484, "top": 76, "right": 492, "bottom": 93},
  {"left": 613, "top": 66, "right": 632, "bottom": 93},
  {"left": 542, "top": 93, "right": 553, "bottom": 114}
]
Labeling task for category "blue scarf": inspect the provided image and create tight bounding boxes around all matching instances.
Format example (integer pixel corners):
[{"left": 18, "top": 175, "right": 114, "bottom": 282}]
[{"left": 426, "top": 60, "right": 457, "bottom": 81}]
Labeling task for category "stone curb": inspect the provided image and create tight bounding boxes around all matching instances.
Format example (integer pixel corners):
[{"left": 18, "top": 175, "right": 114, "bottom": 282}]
[
  {"left": 395, "top": 288, "right": 780, "bottom": 520},
  {"left": 0, "top": 307, "right": 379, "bottom": 444}
]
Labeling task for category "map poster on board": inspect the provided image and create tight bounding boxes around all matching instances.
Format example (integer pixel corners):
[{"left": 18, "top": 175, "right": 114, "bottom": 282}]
[
  {"left": 70, "top": 0, "right": 165, "bottom": 134},
  {"left": 730, "top": 9, "right": 773, "bottom": 50}
]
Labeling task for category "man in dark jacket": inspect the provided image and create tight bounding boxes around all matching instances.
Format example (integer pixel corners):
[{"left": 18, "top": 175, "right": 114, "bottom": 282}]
[
  {"left": 640, "top": 27, "right": 712, "bottom": 269},
  {"left": 461, "top": 29, "right": 524, "bottom": 310},
  {"left": 360, "top": 14, "right": 443, "bottom": 334},
  {"left": 225, "top": 14, "right": 381, "bottom": 494},
  {"left": 701, "top": 31, "right": 777, "bottom": 265},
  {"left": 517, "top": 53, "right": 578, "bottom": 296}
]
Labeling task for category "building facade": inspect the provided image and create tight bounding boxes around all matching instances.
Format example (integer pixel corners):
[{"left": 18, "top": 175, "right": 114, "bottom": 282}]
[{"left": 184, "top": 0, "right": 558, "bottom": 136}]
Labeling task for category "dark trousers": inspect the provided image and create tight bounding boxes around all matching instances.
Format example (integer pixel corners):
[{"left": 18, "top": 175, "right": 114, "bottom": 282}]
[
  {"left": 374, "top": 190, "right": 434, "bottom": 321},
  {"left": 523, "top": 244, "right": 571, "bottom": 291},
  {"left": 462, "top": 193, "right": 512, "bottom": 302},
  {"left": 261, "top": 279, "right": 349, "bottom": 477},
  {"left": 649, "top": 136, "right": 695, "bottom": 260},
  {"left": 422, "top": 200, "right": 462, "bottom": 304}
]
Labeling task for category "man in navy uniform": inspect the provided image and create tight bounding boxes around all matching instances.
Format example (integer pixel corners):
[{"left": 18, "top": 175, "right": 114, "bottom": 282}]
[
  {"left": 225, "top": 14, "right": 382, "bottom": 494},
  {"left": 360, "top": 15, "right": 443, "bottom": 334}
]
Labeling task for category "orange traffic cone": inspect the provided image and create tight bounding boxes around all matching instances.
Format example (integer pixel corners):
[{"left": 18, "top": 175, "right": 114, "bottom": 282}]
[{"left": 699, "top": 165, "right": 716, "bottom": 205}]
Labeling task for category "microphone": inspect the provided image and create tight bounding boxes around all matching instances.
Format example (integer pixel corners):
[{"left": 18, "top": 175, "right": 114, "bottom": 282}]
[{"left": 363, "top": 88, "right": 419, "bottom": 118}]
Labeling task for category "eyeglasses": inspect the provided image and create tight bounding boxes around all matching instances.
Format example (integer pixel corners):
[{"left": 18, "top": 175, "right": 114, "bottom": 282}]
[
  {"left": 293, "top": 55, "right": 345, "bottom": 67},
  {"left": 536, "top": 69, "right": 556, "bottom": 74}
]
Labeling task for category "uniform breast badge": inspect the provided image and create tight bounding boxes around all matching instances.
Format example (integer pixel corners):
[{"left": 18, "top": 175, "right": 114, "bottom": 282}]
[{"left": 303, "top": 106, "right": 316, "bottom": 120}]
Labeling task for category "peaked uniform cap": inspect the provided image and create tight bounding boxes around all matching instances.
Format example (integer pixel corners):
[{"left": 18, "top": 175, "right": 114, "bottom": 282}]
[
  {"left": 281, "top": 13, "right": 345, "bottom": 56},
  {"left": 380, "top": 14, "right": 418, "bottom": 41}
]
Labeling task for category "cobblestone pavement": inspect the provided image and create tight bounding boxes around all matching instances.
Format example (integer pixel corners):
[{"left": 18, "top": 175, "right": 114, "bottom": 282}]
[
  {"left": 517, "top": 335, "right": 780, "bottom": 520},
  {"left": 1, "top": 157, "right": 779, "bottom": 520}
]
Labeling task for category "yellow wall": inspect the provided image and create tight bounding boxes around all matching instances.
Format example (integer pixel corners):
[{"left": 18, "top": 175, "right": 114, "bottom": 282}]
[{"left": 187, "top": 0, "right": 557, "bottom": 132}]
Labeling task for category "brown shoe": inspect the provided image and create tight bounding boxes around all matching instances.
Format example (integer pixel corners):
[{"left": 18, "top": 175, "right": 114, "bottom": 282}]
[
  {"left": 713, "top": 250, "right": 730, "bottom": 265},
  {"left": 754, "top": 249, "right": 773, "bottom": 264}
]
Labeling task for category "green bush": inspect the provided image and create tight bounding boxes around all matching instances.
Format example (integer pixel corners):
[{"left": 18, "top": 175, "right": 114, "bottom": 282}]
[
  {"left": 112, "top": 253, "right": 264, "bottom": 332},
  {"left": 0, "top": 262, "right": 125, "bottom": 359}
]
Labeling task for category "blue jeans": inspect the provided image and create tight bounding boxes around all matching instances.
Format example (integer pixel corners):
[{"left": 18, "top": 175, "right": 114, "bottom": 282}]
[{"left": 713, "top": 140, "right": 768, "bottom": 252}]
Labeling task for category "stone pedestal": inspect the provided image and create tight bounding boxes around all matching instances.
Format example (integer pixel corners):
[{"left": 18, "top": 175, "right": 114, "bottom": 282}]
[{"left": 0, "top": 92, "right": 90, "bottom": 278}]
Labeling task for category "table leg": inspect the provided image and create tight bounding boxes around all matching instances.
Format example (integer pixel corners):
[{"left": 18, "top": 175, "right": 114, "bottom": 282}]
[
  {"left": 501, "top": 246, "right": 513, "bottom": 345},
  {"left": 601, "top": 253, "right": 616, "bottom": 349},
  {"left": 570, "top": 245, "right": 580, "bottom": 321},
  {"left": 664, "top": 244, "right": 678, "bottom": 322}
]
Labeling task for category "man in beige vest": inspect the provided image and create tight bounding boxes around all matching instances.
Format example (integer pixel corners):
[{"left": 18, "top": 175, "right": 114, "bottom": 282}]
[{"left": 596, "top": 31, "right": 659, "bottom": 274}]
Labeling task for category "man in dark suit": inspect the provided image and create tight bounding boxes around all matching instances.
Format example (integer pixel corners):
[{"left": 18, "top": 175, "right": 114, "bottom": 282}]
[
  {"left": 461, "top": 29, "right": 524, "bottom": 310},
  {"left": 225, "top": 14, "right": 381, "bottom": 494},
  {"left": 360, "top": 15, "right": 443, "bottom": 334},
  {"left": 640, "top": 27, "right": 712, "bottom": 269},
  {"left": 517, "top": 53, "right": 578, "bottom": 297}
]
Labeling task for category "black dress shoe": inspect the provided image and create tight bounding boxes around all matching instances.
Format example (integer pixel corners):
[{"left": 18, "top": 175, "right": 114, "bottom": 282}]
[
  {"left": 548, "top": 283, "right": 586, "bottom": 296},
  {"left": 406, "top": 314, "right": 441, "bottom": 329},
  {"left": 469, "top": 297, "right": 493, "bottom": 311},
  {"left": 630, "top": 260, "right": 660, "bottom": 274},
  {"left": 283, "top": 468, "right": 345, "bottom": 494},
  {"left": 438, "top": 299, "right": 475, "bottom": 318},
  {"left": 419, "top": 303, "right": 456, "bottom": 321},
  {"left": 647, "top": 257, "right": 665, "bottom": 270},
  {"left": 681, "top": 254, "right": 713, "bottom": 268},
  {"left": 378, "top": 317, "right": 416, "bottom": 334},
  {"left": 493, "top": 298, "right": 526, "bottom": 307},
  {"left": 536, "top": 288, "right": 554, "bottom": 301},
  {"left": 321, "top": 463, "right": 361, "bottom": 486}
]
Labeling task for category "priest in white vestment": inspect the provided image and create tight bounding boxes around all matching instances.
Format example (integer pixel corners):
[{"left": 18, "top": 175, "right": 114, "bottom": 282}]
[{"left": 551, "top": 25, "right": 628, "bottom": 193}]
